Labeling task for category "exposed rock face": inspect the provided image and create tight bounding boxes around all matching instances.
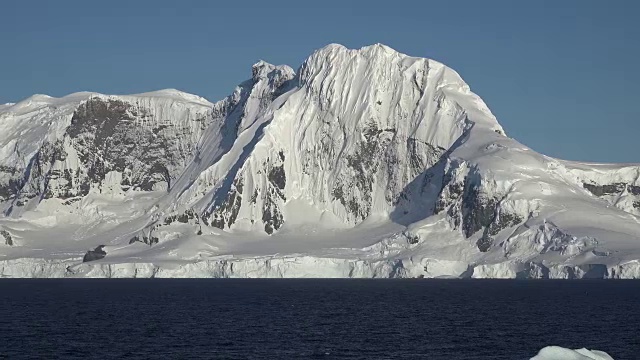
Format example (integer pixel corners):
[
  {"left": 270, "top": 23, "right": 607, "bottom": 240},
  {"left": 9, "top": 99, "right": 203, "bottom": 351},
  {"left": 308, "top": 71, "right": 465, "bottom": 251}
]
[
  {"left": 1, "top": 92, "right": 212, "bottom": 216},
  {"left": 82, "top": 245, "right": 106, "bottom": 262},
  {"left": 583, "top": 182, "right": 626, "bottom": 197},
  {"left": 578, "top": 181, "right": 640, "bottom": 216},
  {"left": 194, "top": 62, "right": 296, "bottom": 233},
  {"left": 190, "top": 44, "right": 495, "bottom": 235},
  {"left": 432, "top": 161, "right": 527, "bottom": 253},
  {"left": 65, "top": 98, "right": 195, "bottom": 192},
  {"left": 0, "top": 229, "right": 12, "bottom": 246},
  {"left": 570, "top": 165, "right": 640, "bottom": 216}
]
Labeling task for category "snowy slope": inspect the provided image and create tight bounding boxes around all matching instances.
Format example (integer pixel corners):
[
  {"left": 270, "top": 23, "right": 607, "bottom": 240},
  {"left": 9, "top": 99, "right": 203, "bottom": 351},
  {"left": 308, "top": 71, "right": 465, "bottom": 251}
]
[{"left": 1, "top": 44, "right": 639, "bottom": 278}]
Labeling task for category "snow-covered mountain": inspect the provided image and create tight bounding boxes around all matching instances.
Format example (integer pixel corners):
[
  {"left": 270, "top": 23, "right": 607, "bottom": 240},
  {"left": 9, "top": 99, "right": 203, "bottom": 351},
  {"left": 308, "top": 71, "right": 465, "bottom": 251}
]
[{"left": 1, "top": 44, "right": 639, "bottom": 278}]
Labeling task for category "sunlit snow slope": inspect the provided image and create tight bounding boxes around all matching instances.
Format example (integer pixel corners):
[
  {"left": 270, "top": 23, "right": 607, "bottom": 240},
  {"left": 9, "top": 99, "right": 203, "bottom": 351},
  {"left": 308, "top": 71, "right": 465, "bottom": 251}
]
[{"left": 1, "top": 44, "right": 639, "bottom": 278}]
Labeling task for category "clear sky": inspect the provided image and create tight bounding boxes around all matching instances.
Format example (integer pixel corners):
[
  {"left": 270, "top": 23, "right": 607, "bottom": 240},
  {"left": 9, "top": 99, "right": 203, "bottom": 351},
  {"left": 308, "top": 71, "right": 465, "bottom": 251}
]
[{"left": 1, "top": 0, "right": 638, "bottom": 163}]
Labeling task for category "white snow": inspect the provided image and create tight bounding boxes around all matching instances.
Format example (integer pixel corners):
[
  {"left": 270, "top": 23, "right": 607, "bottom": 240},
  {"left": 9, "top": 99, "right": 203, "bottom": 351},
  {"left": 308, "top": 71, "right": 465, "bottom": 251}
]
[
  {"left": 531, "top": 346, "right": 614, "bottom": 360},
  {"left": 1, "top": 44, "right": 640, "bottom": 278}
]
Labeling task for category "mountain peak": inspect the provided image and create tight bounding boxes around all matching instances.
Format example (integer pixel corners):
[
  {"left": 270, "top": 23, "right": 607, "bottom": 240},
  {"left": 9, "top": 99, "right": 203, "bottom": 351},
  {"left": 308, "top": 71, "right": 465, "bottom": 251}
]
[
  {"left": 251, "top": 60, "right": 274, "bottom": 79},
  {"left": 359, "top": 42, "right": 397, "bottom": 54},
  {"left": 251, "top": 60, "right": 295, "bottom": 82},
  {"left": 311, "top": 43, "right": 409, "bottom": 62},
  {"left": 127, "top": 88, "right": 213, "bottom": 106},
  {"left": 297, "top": 43, "right": 502, "bottom": 137}
]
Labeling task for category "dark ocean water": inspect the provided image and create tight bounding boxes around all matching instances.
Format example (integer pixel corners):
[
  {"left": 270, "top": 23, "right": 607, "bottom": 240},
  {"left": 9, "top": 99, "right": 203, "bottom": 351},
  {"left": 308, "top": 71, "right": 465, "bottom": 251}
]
[{"left": 0, "top": 279, "right": 638, "bottom": 359}]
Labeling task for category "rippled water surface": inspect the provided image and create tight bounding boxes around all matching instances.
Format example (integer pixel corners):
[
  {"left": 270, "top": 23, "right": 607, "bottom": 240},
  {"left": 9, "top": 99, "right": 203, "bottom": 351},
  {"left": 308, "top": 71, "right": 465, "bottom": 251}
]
[{"left": 0, "top": 279, "right": 638, "bottom": 359}]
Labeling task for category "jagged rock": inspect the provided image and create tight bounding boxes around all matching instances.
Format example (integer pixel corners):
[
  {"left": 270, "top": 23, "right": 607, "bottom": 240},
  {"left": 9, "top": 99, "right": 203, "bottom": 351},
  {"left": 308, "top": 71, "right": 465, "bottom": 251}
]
[
  {"left": 205, "top": 177, "right": 245, "bottom": 230},
  {"left": 143, "top": 236, "right": 159, "bottom": 245},
  {"left": 82, "top": 245, "right": 106, "bottom": 262},
  {"left": 164, "top": 209, "right": 200, "bottom": 225},
  {"left": 1, "top": 230, "right": 12, "bottom": 246},
  {"left": 462, "top": 184, "right": 498, "bottom": 238},
  {"left": 583, "top": 182, "right": 626, "bottom": 196},
  {"left": 1, "top": 92, "right": 211, "bottom": 213}
]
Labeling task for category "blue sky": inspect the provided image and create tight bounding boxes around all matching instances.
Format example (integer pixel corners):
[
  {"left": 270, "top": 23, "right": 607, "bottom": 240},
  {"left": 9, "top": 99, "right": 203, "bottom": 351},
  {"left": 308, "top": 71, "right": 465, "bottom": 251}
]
[{"left": 1, "top": 0, "right": 638, "bottom": 162}]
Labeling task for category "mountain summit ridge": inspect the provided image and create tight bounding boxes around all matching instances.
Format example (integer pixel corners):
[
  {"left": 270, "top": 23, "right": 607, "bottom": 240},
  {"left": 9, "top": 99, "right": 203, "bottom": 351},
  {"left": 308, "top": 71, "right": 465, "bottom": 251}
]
[{"left": 1, "top": 43, "right": 639, "bottom": 278}]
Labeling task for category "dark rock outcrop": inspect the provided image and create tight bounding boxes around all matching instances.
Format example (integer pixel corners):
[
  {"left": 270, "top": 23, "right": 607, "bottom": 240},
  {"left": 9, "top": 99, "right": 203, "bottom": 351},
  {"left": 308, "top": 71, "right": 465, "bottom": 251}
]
[
  {"left": 435, "top": 168, "right": 524, "bottom": 252},
  {"left": 82, "top": 245, "right": 107, "bottom": 262},
  {"left": 582, "top": 182, "right": 626, "bottom": 197},
  {"left": 1, "top": 229, "right": 12, "bottom": 246},
  {"left": 6, "top": 97, "right": 209, "bottom": 211}
]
